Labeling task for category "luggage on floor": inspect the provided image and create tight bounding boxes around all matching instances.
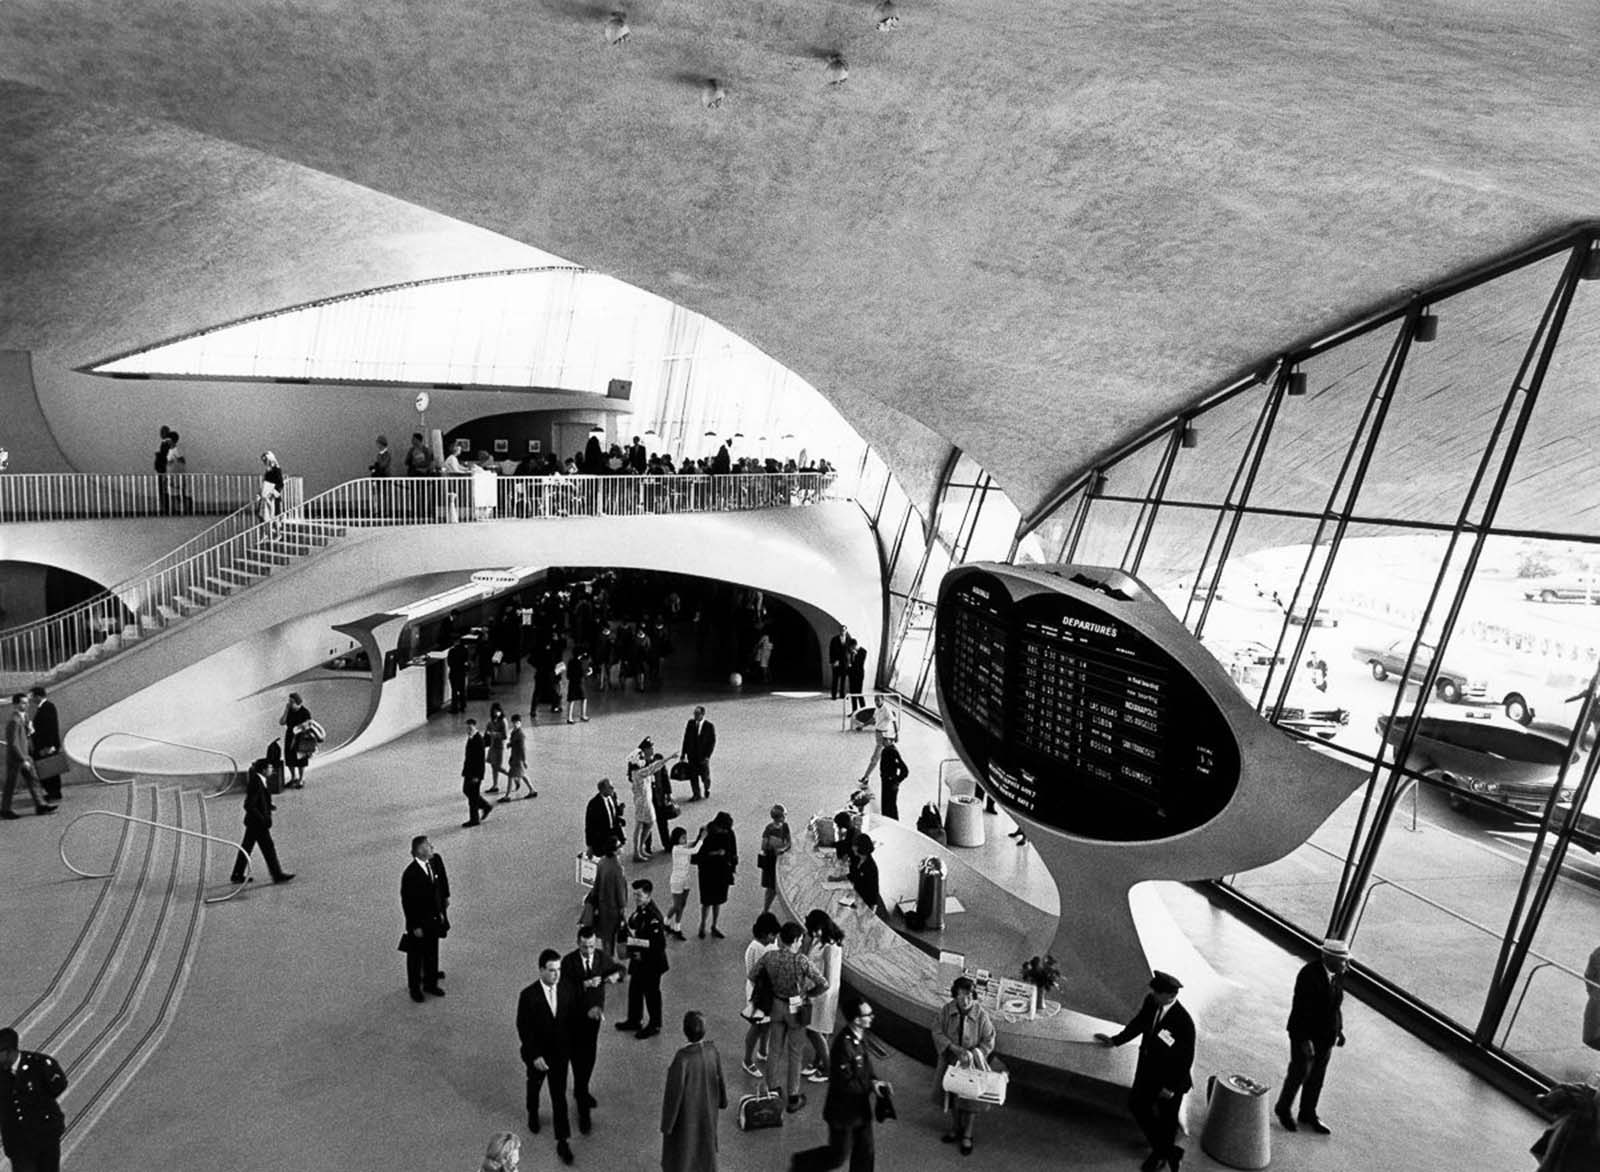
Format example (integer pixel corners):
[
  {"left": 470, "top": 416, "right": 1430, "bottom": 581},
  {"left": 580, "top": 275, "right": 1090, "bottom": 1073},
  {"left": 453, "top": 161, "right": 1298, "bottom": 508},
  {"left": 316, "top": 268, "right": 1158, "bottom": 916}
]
[{"left": 737, "top": 1080, "right": 785, "bottom": 1131}]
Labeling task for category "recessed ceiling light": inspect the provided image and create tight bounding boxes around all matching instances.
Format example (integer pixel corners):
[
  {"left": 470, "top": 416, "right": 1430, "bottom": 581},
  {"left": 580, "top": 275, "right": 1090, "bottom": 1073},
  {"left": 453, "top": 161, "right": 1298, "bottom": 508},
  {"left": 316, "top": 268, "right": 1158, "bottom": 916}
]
[
  {"left": 701, "top": 78, "right": 727, "bottom": 108},
  {"left": 825, "top": 55, "right": 849, "bottom": 85},
  {"left": 873, "top": 1, "right": 900, "bottom": 29},
  {"left": 603, "top": 12, "right": 630, "bottom": 45}
]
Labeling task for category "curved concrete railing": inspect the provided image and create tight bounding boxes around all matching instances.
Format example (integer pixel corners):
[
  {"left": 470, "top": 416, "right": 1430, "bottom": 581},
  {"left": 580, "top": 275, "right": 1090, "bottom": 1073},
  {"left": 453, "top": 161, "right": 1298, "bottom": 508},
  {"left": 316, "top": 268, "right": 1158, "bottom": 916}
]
[
  {"left": 59, "top": 503, "right": 883, "bottom": 765},
  {"left": 89, "top": 732, "right": 242, "bottom": 800}
]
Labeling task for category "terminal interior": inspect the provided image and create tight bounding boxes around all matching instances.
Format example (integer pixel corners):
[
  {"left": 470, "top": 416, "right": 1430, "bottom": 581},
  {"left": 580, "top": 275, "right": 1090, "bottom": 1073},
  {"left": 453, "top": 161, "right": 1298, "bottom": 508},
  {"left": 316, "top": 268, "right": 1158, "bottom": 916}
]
[{"left": 3, "top": 3, "right": 1600, "bottom": 1170}]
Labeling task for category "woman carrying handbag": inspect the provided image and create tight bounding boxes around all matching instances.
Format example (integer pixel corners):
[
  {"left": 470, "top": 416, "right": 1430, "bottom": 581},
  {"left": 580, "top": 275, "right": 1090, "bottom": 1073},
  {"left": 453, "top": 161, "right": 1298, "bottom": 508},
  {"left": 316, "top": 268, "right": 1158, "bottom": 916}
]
[{"left": 932, "top": 976, "right": 999, "bottom": 1156}]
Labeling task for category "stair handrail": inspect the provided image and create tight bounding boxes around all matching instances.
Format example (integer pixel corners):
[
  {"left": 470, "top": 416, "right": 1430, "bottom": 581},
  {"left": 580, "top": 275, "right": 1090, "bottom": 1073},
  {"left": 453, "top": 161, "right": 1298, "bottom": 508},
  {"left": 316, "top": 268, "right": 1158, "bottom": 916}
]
[
  {"left": 0, "top": 477, "right": 305, "bottom": 674},
  {"left": 89, "top": 732, "right": 243, "bottom": 800},
  {"left": 59, "top": 809, "right": 252, "bottom": 903}
]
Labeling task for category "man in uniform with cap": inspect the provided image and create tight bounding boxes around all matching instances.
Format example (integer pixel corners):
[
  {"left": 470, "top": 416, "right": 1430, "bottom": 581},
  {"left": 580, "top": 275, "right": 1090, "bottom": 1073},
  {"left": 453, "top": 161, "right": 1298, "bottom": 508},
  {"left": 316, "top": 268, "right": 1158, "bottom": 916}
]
[
  {"left": 0, "top": 1025, "right": 68, "bottom": 1172},
  {"left": 1095, "top": 970, "right": 1195, "bottom": 1172},
  {"left": 1274, "top": 938, "right": 1349, "bottom": 1135}
]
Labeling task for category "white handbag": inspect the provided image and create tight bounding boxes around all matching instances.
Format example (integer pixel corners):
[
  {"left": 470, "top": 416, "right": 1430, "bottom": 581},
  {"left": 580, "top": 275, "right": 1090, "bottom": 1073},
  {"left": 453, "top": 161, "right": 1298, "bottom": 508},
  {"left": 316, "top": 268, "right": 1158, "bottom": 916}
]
[{"left": 941, "top": 1051, "right": 1008, "bottom": 1106}]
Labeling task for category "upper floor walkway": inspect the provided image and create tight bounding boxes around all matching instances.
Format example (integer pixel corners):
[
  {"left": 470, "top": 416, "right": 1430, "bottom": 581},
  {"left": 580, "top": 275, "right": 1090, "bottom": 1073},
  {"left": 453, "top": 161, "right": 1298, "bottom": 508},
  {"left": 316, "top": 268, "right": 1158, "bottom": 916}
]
[
  {"left": 0, "top": 471, "right": 846, "bottom": 683},
  {"left": 0, "top": 472, "right": 300, "bottom": 523}
]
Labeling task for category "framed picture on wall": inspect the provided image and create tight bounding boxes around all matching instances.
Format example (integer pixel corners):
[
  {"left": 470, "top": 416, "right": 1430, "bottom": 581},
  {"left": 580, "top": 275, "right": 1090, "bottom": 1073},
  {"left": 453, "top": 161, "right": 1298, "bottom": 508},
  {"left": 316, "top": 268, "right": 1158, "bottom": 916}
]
[
  {"left": 493, "top": 439, "right": 509, "bottom": 454},
  {"left": 528, "top": 440, "right": 542, "bottom": 454}
]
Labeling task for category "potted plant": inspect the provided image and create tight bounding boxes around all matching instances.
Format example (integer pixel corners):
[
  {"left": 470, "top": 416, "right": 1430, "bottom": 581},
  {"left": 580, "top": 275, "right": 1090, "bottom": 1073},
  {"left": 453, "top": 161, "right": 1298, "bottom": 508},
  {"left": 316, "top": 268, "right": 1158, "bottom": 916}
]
[{"left": 1020, "top": 954, "right": 1061, "bottom": 1018}]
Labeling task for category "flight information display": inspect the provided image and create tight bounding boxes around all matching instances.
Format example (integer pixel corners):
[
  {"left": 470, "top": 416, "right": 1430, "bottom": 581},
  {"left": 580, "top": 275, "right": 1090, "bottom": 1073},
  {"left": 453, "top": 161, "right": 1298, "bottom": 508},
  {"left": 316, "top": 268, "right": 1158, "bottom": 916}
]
[{"left": 936, "top": 567, "right": 1240, "bottom": 841}]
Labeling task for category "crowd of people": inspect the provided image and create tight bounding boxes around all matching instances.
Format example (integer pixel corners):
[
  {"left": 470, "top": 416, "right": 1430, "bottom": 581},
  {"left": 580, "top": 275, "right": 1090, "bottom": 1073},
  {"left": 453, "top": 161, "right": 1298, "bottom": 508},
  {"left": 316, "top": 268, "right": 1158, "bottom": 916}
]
[{"left": 390, "top": 431, "right": 837, "bottom": 484}]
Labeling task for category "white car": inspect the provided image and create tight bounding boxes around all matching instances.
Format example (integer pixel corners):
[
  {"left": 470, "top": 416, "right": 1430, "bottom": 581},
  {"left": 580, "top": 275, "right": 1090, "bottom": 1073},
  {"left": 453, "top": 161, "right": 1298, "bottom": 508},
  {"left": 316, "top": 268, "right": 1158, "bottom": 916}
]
[{"left": 1522, "top": 573, "right": 1600, "bottom": 604}]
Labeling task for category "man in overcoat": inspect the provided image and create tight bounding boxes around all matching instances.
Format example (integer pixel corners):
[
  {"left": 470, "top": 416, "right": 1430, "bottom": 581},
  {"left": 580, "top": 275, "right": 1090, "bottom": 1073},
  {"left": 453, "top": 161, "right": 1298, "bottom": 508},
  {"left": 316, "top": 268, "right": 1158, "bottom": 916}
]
[{"left": 660, "top": 1011, "right": 727, "bottom": 1172}]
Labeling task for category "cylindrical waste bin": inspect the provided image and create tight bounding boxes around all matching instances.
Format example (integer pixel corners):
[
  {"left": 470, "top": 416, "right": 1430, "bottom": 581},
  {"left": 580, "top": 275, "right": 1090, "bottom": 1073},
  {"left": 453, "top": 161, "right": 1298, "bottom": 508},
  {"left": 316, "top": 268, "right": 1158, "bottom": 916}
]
[
  {"left": 915, "top": 856, "right": 947, "bottom": 931},
  {"left": 1200, "top": 1073, "right": 1272, "bottom": 1169},
  {"left": 946, "top": 795, "right": 986, "bottom": 847}
]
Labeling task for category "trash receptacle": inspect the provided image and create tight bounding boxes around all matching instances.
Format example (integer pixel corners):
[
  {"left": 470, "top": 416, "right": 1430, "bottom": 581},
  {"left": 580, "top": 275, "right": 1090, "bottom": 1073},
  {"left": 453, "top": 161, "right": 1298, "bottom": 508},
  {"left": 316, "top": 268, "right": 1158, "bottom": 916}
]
[
  {"left": 946, "top": 795, "right": 986, "bottom": 847},
  {"left": 1201, "top": 1073, "right": 1272, "bottom": 1169},
  {"left": 916, "top": 856, "right": 947, "bottom": 931}
]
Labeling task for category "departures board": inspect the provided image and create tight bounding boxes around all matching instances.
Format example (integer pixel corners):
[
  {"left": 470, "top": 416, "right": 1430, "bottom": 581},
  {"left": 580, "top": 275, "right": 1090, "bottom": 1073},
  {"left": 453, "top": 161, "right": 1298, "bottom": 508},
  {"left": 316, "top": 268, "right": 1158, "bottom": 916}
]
[{"left": 936, "top": 564, "right": 1241, "bottom": 841}]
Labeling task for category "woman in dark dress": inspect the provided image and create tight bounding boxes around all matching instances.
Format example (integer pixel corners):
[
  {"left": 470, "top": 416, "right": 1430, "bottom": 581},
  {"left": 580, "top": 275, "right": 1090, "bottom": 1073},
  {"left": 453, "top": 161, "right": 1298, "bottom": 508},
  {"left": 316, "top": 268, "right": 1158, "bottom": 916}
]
[
  {"left": 567, "top": 650, "right": 590, "bottom": 723},
  {"left": 484, "top": 702, "right": 508, "bottom": 792},
  {"left": 691, "top": 811, "right": 738, "bottom": 939}
]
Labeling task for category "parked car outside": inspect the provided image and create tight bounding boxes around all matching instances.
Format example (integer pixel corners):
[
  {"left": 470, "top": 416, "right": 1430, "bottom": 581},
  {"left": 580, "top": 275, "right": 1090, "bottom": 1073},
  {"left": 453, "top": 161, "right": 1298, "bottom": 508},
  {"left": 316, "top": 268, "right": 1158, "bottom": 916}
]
[
  {"left": 1477, "top": 662, "right": 1600, "bottom": 747},
  {"left": 1351, "top": 638, "right": 1488, "bottom": 704},
  {"left": 1556, "top": 792, "right": 1600, "bottom": 852},
  {"left": 1521, "top": 573, "right": 1600, "bottom": 604},
  {"left": 1286, "top": 602, "right": 1338, "bottom": 628},
  {"left": 1265, "top": 695, "right": 1349, "bottom": 741},
  {"left": 1376, "top": 712, "right": 1580, "bottom": 815}
]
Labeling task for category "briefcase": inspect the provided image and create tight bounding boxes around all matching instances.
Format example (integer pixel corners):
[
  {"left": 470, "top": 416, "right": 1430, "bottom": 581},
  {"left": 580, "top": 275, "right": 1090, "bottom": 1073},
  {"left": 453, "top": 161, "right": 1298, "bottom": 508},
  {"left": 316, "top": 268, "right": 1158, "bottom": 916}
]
[
  {"left": 33, "top": 753, "right": 70, "bottom": 781},
  {"left": 737, "top": 1080, "right": 785, "bottom": 1131}
]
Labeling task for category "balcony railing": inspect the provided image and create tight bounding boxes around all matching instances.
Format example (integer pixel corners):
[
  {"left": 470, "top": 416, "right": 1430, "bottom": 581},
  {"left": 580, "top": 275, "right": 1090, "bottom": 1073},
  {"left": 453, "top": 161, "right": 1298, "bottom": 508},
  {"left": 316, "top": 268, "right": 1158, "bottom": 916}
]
[
  {"left": 292, "top": 470, "right": 841, "bottom": 524},
  {"left": 0, "top": 471, "right": 841, "bottom": 678},
  {"left": 0, "top": 473, "right": 272, "bottom": 522}
]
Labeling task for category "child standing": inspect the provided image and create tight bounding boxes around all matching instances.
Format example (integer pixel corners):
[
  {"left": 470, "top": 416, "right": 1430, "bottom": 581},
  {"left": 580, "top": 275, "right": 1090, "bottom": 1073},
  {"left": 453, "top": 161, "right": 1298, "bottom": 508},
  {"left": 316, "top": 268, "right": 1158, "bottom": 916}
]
[
  {"left": 665, "top": 825, "right": 701, "bottom": 940},
  {"left": 741, "top": 913, "right": 782, "bottom": 1076}
]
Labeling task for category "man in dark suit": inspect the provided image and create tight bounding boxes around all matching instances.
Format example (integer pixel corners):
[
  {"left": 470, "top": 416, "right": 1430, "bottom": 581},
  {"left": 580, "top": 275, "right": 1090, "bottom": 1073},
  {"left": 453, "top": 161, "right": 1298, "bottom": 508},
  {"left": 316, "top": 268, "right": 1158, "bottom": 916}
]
[
  {"left": 827, "top": 627, "right": 855, "bottom": 701},
  {"left": 615, "top": 878, "right": 669, "bottom": 1039},
  {"left": 680, "top": 706, "right": 717, "bottom": 801},
  {"left": 0, "top": 1027, "right": 68, "bottom": 1172},
  {"left": 1095, "top": 970, "right": 1196, "bottom": 1172},
  {"left": 228, "top": 755, "right": 294, "bottom": 884},
  {"left": 461, "top": 718, "right": 492, "bottom": 828},
  {"left": 561, "top": 925, "right": 626, "bottom": 1134},
  {"left": 790, "top": 991, "right": 891, "bottom": 1172},
  {"left": 400, "top": 835, "right": 449, "bottom": 1003},
  {"left": 584, "top": 778, "right": 625, "bottom": 856},
  {"left": 27, "top": 687, "right": 63, "bottom": 803},
  {"left": 518, "top": 949, "right": 577, "bottom": 1166},
  {"left": 2, "top": 693, "right": 53, "bottom": 820},
  {"left": 446, "top": 639, "right": 468, "bottom": 713},
  {"left": 1275, "top": 938, "right": 1349, "bottom": 1136}
]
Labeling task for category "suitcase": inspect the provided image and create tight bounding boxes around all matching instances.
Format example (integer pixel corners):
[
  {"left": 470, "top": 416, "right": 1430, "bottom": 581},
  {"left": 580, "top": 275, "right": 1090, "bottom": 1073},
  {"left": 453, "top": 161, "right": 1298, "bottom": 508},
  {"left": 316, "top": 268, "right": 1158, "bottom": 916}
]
[{"left": 737, "top": 1081, "right": 785, "bottom": 1131}]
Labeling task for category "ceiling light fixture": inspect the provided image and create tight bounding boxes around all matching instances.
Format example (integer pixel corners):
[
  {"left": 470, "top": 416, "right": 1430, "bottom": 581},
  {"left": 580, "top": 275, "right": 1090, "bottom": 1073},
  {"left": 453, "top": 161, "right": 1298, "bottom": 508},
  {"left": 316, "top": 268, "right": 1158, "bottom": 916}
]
[
  {"left": 1285, "top": 369, "right": 1308, "bottom": 396},
  {"left": 1581, "top": 244, "right": 1600, "bottom": 281},
  {"left": 825, "top": 55, "right": 849, "bottom": 85},
  {"left": 701, "top": 78, "right": 727, "bottom": 108},
  {"left": 873, "top": 0, "right": 900, "bottom": 29},
  {"left": 603, "top": 12, "right": 630, "bottom": 45},
  {"left": 1413, "top": 308, "right": 1439, "bottom": 342},
  {"left": 1180, "top": 420, "right": 1198, "bottom": 449}
]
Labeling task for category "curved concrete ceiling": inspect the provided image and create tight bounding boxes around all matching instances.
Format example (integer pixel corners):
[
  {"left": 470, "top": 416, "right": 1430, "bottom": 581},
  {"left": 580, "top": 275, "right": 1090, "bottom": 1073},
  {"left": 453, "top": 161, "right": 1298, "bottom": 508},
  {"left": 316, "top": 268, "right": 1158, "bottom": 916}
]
[{"left": 2, "top": 1, "right": 1597, "bottom": 520}]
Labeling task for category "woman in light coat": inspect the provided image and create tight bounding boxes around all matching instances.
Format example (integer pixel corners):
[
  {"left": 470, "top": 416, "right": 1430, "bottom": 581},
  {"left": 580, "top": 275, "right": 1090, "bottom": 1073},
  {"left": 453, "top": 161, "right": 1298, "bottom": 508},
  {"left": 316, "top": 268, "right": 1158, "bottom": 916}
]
[{"left": 932, "top": 975, "right": 998, "bottom": 1156}]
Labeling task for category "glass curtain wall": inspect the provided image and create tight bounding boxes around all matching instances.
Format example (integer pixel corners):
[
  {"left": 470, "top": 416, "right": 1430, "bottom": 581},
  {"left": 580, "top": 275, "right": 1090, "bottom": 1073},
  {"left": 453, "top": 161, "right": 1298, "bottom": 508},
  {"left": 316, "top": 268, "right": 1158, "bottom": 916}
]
[{"left": 880, "top": 228, "right": 1600, "bottom": 1086}]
